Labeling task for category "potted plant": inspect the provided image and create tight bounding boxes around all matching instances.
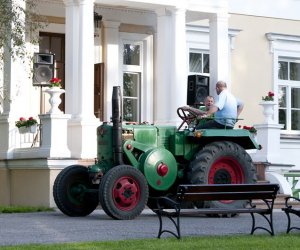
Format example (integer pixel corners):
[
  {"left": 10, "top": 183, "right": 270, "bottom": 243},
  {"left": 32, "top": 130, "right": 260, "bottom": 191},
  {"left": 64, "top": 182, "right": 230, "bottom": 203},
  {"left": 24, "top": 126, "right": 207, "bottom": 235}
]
[
  {"left": 15, "top": 117, "right": 38, "bottom": 134},
  {"left": 44, "top": 77, "right": 65, "bottom": 114},
  {"left": 261, "top": 91, "right": 275, "bottom": 101},
  {"left": 239, "top": 125, "right": 257, "bottom": 134},
  {"left": 49, "top": 77, "right": 62, "bottom": 88},
  {"left": 260, "top": 91, "right": 276, "bottom": 123}
]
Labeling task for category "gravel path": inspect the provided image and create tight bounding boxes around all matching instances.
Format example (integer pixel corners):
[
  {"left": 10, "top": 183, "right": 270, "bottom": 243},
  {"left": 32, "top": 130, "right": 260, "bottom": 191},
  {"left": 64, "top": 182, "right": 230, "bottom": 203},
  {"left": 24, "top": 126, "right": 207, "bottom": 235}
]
[{"left": 0, "top": 209, "right": 292, "bottom": 246}]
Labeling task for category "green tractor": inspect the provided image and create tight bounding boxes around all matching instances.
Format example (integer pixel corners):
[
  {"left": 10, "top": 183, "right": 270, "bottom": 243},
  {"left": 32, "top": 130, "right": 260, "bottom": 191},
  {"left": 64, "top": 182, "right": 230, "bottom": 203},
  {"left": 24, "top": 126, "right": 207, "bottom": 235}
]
[{"left": 53, "top": 86, "right": 259, "bottom": 219}]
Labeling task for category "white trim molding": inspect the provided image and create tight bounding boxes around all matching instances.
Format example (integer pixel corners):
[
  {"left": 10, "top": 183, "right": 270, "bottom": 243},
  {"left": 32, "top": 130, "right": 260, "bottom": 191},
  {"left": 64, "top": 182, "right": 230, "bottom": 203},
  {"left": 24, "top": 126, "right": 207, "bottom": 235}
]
[{"left": 266, "top": 33, "right": 300, "bottom": 54}]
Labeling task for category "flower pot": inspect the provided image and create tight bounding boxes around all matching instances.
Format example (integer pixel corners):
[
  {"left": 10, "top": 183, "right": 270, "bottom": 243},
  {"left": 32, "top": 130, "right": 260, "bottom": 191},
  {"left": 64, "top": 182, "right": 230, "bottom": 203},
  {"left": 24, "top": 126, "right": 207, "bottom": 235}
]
[
  {"left": 259, "top": 101, "right": 276, "bottom": 123},
  {"left": 44, "top": 88, "right": 65, "bottom": 114},
  {"left": 18, "top": 124, "right": 37, "bottom": 134},
  {"left": 29, "top": 124, "right": 37, "bottom": 133},
  {"left": 18, "top": 126, "right": 29, "bottom": 134}
]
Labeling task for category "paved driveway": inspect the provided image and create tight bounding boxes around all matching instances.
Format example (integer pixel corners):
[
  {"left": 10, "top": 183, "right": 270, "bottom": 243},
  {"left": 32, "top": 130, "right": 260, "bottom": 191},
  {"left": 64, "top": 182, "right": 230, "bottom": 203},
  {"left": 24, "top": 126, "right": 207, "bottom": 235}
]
[{"left": 0, "top": 209, "right": 292, "bottom": 246}]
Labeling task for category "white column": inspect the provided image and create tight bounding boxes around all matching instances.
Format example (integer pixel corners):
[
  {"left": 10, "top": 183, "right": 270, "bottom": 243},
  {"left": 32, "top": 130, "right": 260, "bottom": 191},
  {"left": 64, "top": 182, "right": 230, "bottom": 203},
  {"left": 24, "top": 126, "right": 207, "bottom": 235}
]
[
  {"left": 0, "top": 0, "right": 26, "bottom": 158},
  {"left": 154, "top": 8, "right": 172, "bottom": 124},
  {"left": 0, "top": 47, "right": 15, "bottom": 158},
  {"left": 253, "top": 102, "right": 284, "bottom": 163},
  {"left": 64, "top": 0, "right": 80, "bottom": 115},
  {"left": 253, "top": 123, "right": 284, "bottom": 163},
  {"left": 102, "top": 21, "right": 120, "bottom": 122},
  {"left": 64, "top": 0, "right": 99, "bottom": 158},
  {"left": 78, "top": 0, "right": 95, "bottom": 119},
  {"left": 170, "top": 7, "right": 187, "bottom": 124},
  {"left": 209, "top": 13, "right": 230, "bottom": 92}
]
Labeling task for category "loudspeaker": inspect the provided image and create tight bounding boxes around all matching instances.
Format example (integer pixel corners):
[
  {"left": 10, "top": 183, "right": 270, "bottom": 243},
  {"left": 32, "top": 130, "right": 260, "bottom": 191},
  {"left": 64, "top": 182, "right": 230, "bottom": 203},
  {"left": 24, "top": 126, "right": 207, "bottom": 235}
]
[
  {"left": 33, "top": 53, "right": 55, "bottom": 86},
  {"left": 187, "top": 75, "right": 209, "bottom": 106}
]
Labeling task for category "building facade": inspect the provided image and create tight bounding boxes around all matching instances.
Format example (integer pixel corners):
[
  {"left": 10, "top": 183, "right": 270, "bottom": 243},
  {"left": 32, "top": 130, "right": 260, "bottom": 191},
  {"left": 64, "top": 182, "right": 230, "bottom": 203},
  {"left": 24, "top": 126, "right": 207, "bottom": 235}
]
[{"left": 1, "top": 0, "right": 300, "bottom": 206}]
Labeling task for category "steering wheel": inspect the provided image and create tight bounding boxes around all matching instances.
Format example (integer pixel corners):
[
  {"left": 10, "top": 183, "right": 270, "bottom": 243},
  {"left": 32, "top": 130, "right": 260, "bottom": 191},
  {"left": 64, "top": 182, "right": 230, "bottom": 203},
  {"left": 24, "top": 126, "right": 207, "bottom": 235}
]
[{"left": 177, "top": 107, "right": 199, "bottom": 130}]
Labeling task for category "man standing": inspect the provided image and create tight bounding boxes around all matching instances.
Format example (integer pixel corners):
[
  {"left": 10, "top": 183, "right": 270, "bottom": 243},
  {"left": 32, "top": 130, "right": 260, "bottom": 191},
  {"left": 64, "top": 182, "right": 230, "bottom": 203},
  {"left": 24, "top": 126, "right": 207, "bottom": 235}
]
[{"left": 199, "top": 81, "right": 244, "bottom": 129}]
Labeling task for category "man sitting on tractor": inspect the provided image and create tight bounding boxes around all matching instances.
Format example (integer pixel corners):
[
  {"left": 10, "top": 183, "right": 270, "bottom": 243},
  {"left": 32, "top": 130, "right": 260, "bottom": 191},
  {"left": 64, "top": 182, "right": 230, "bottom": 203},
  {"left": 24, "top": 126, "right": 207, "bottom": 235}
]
[
  {"left": 181, "top": 95, "right": 215, "bottom": 128},
  {"left": 199, "top": 80, "right": 244, "bottom": 129}
]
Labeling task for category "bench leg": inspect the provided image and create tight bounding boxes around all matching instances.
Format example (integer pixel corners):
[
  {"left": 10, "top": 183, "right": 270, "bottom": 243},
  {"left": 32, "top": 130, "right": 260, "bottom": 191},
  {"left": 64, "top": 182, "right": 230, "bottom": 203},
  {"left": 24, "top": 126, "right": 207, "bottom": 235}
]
[
  {"left": 157, "top": 210, "right": 181, "bottom": 239},
  {"left": 283, "top": 210, "right": 300, "bottom": 233},
  {"left": 250, "top": 212, "right": 275, "bottom": 236}
]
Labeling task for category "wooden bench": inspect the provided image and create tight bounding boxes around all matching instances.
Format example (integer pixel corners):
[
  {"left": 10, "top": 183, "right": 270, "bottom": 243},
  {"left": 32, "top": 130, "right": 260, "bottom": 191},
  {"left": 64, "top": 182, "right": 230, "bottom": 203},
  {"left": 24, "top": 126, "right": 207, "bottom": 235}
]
[
  {"left": 281, "top": 196, "right": 300, "bottom": 233},
  {"left": 151, "top": 183, "right": 279, "bottom": 239}
]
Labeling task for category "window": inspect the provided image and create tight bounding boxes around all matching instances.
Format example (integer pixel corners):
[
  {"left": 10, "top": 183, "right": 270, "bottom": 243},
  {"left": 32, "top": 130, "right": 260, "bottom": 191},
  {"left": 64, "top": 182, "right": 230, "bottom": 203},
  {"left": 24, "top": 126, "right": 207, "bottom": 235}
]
[
  {"left": 189, "top": 51, "right": 209, "bottom": 74},
  {"left": 278, "top": 59, "right": 300, "bottom": 131},
  {"left": 123, "top": 72, "right": 140, "bottom": 122},
  {"left": 122, "top": 42, "right": 142, "bottom": 122},
  {"left": 123, "top": 44, "right": 140, "bottom": 66}
]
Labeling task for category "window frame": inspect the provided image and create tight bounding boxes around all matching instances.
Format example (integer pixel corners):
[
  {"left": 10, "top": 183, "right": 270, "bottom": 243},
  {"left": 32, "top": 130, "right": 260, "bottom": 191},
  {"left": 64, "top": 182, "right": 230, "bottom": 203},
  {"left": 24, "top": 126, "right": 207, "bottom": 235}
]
[
  {"left": 119, "top": 32, "right": 153, "bottom": 123},
  {"left": 121, "top": 40, "right": 143, "bottom": 122},
  {"left": 278, "top": 58, "right": 300, "bottom": 133},
  {"left": 267, "top": 33, "right": 300, "bottom": 136},
  {"left": 188, "top": 48, "right": 210, "bottom": 76}
]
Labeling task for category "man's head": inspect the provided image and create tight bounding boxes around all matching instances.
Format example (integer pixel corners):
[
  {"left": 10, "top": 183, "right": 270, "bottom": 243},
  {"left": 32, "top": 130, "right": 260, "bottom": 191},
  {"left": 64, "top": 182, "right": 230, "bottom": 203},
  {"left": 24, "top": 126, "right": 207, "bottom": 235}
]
[
  {"left": 204, "top": 96, "right": 214, "bottom": 110},
  {"left": 215, "top": 81, "right": 227, "bottom": 95}
]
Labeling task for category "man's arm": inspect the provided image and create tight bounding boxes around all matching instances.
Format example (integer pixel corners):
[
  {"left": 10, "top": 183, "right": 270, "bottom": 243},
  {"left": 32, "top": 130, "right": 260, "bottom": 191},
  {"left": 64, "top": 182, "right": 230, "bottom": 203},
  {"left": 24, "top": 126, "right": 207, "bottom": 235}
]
[
  {"left": 237, "top": 100, "right": 244, "bottom": 117},
  {"left": 181, "top": 106, "right": 206, "bottom": 115},
  {"left": 202, "top": 105, "right": 218, "bottom": 117}
]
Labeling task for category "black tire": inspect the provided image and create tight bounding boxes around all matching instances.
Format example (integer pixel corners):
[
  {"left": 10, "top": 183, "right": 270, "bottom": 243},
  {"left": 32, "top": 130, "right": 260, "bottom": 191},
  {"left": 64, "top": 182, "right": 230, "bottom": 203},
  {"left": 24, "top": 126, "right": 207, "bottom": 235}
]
[
  {"left": 188, "top": 141, "right": 257, "bottom": 209},
  {"left": 53, "top": 165, "right": 99, "bottom": 216},
  {"left": 99, "top": 165, "right": 149, "bottom": 220}
]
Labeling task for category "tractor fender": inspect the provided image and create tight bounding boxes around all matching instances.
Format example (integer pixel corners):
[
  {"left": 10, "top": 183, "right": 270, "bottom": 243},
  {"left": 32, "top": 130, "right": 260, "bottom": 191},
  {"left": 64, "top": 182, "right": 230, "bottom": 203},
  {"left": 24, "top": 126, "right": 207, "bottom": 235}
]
[{"left": 139, "top": 147, "right": 178, "bottom": 191}]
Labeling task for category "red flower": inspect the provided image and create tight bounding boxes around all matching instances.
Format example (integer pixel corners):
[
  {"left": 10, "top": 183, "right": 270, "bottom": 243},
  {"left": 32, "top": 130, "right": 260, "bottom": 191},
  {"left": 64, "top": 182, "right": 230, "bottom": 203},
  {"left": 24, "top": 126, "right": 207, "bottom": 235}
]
[
  {"left": 262, "top": 91, "right": 275, "bottom": 101},
  {"left": 19, "top": 117, "right": 26, "bottom": 121},
  {"left": 241, "top": 125, "right": 257, "bottom": 134},
  {"left": 50, "top": 77, "right": 61, "bottom": 84},
  {"left": 268, "top": 91, "right": 274, "bottom": 97},
  {"left": 49, "top": 77, "right": 62, "bottom": 88}
]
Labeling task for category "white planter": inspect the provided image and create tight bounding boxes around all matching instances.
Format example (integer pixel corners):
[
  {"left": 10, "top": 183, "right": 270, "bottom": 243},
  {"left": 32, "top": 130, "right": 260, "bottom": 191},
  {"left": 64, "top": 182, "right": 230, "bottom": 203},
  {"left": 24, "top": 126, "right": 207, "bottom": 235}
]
[
  {"left": 18, "top": 126, "right": 29, "bottom": 134},
  {"left": 18, "top": 124, "right": 37, "bottom": 134},
  {"left": 29, "top": 124, "right": 38, "bottom": 133},
  {"left": 259, "top": 101, "right": 276, "bottom": 124},
  {"left": 44, "top": 87, "right": 65, "bottom": 114}
]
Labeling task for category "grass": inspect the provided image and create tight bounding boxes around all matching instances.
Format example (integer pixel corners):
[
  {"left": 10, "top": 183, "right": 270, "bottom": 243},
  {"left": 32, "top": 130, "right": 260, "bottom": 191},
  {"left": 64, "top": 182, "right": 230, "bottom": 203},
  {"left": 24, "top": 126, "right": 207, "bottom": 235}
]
[
  {"left": 0, "top": 206, "right": 54, "bottom": 213},
  {"left": 0, "top": 234, "right": 300, "bottom": 250}
]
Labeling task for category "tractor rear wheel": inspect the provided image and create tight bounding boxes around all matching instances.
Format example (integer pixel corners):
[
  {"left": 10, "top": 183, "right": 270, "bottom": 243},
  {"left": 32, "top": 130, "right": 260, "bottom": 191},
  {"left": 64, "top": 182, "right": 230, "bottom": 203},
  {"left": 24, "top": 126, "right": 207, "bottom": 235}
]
[
  {"left": 188, "top": 141, "right": 257, "bottom": 209},
  {"left": 53, "top": 165, "right": 99, "bottom": 216},
  {"left": 99, "top": 165, "right": 149, "bottom": 220}
]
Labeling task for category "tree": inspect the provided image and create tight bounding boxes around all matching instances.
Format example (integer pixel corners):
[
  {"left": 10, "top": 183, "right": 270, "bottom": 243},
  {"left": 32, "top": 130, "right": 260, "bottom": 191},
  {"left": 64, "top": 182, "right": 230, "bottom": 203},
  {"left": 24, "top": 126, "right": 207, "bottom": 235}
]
[
  {"left": 0, "top": 0, "right": 46, "bottom": 110},
  {"left": 0, "top": 0, "right": 45, "bottom": 65}
]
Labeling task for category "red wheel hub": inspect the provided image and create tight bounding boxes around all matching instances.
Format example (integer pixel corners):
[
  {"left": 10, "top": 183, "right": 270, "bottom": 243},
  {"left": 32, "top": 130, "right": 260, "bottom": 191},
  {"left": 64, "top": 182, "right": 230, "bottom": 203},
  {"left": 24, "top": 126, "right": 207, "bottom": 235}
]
[
  {"left": 208, "top": 157, "right": 244, "bottom": 204},
  {"left": 112, "top": 176, "right": 140, "bottom": 211},
  {"left": 208, "top": 157, "right": 244, "bottom": 184}
]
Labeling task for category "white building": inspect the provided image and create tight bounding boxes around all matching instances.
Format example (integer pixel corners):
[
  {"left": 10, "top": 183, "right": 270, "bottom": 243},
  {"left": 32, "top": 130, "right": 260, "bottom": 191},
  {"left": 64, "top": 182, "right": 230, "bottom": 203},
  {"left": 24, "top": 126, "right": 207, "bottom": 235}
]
[{"left": 1, "top": 0, "right": 300, "bottom": 206}]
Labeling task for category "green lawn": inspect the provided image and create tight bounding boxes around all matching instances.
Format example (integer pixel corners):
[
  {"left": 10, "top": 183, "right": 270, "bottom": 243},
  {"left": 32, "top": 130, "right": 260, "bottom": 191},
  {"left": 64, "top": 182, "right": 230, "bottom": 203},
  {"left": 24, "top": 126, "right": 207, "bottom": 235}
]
[
  {"left": 0, "top": 206, "right": 54, "bottom": 213},
  {"left": 0, "top": 234, "right": 300, "bottom": 250}
]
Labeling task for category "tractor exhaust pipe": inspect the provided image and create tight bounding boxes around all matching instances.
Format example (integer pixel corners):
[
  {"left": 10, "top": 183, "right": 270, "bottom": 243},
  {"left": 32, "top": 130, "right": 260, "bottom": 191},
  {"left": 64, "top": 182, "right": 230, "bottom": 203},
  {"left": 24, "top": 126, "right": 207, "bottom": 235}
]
[{"left": 112, "top": 86, "right": 124, "bottom": 165}]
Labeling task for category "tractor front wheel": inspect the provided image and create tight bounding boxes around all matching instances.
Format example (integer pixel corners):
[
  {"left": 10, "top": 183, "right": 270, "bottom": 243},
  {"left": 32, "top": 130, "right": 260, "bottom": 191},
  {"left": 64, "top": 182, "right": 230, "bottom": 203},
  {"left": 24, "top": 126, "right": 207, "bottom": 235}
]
[
  {"left": 188, "top": 141, "right": 257, "bottom": 209},
  {"left": 53, "top": 165, "right": 99, "bottom": 216},
  {"left": 99, "top": 165, "right": 149, "bottom": 220}
]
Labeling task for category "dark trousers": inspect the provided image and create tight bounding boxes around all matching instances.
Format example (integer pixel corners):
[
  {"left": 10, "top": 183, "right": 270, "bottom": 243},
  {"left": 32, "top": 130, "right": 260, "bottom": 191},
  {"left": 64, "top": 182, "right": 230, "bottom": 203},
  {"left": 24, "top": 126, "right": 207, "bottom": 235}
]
[{"left": 197, "top": 120, "right": 234, "bottom": 129}]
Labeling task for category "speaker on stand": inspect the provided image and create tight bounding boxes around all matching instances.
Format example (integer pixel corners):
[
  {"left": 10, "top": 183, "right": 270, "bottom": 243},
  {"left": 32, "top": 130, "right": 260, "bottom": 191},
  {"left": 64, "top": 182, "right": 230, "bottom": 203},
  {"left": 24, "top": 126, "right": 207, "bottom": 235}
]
[
  {"left": 186, "top": 75, "right": 209, "bottom": 108},
  {"left": 32, "top": 53, "right": 55, "bottom": 114}
]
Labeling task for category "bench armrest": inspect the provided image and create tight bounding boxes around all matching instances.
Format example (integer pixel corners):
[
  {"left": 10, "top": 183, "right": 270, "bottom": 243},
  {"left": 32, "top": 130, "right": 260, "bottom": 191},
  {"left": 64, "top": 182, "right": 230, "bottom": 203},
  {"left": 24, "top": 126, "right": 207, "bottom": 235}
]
[{"left": 284, "top": 196, "right": 300, "bottom": 208}]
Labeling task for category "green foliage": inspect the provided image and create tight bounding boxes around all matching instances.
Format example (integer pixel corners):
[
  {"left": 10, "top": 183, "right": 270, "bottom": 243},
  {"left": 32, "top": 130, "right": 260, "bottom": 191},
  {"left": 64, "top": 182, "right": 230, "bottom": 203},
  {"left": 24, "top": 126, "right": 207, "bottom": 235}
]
[
  {"left": 0, "top": 0, "right": 46, "bottom": 64},
  {"left": 15, "top": 116, "right": 38, "bottom": 128},
  {"left": 0, "top": 205, "right": 54, "bottom": 213},
  {"left": 0, "top": 234, "right": 300, "bottom": 249}
]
